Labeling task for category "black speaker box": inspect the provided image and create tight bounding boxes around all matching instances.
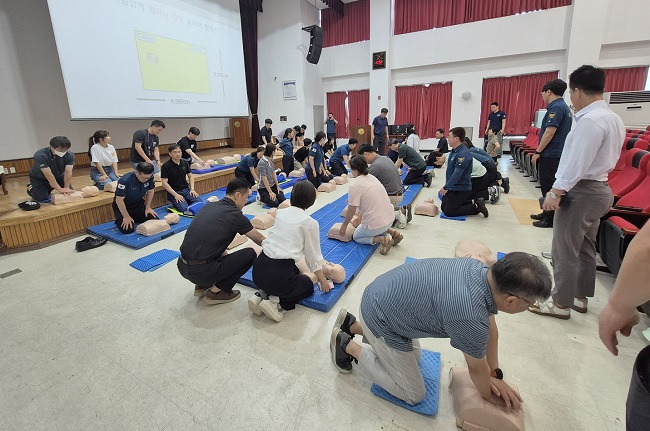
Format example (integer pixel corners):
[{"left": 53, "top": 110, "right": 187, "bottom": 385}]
[{"left": 306, "top": 26, "right": 323, "bottom": 64}]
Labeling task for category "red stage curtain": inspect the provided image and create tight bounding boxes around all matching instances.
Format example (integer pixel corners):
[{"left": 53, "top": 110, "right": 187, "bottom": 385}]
[
  {"left": 480, "top": 71, "right": 558, "bottom": 136},
  {"left": 395, "top": 0, "right": 572, "bottom": 35},
  {"left": 322, "top": 0, "right": 370, "bottom": 47},
  {"left": 604, "top": 67, "right": 649, "bottom": 93},
  {"left": 395, "top": 83, "right": 452, "bottom": 139},
  {"left": 348, "top": 90, "right": 370, "bottom": 131},
  {"left": 326, "top": 92, "right": 348, "bottom": 138}
]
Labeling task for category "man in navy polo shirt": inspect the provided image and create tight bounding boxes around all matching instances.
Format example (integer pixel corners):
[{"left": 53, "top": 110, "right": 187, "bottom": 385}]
[
  {"left": 27, "top": 136, "right": 75, "bottom": 202},
  {"left": 306, "top": 131, "right": 332, "bottom": 188},
  {"left": 325, "top": 113, "right": 338, "bottom": 147},
  {"left": 130, "top": 120, "right": 165, "bottom": 175},
  {"left": 328, "top": 138, "right": 358, "bottom": 177},
  {"left": 372, "top": 108, "right": 389, "bottom": 155},
  {"left": 440, "top": 127, "right": 488, "bottom": 218},
  {"left": 112, "top": 162, "right": 158, "bottom": 234},
  {"left": 485, "top": 102, "right": 506, "bottom": 157},
  {"left": 530, "top": 79, "right": 572, "bottom": 228}
]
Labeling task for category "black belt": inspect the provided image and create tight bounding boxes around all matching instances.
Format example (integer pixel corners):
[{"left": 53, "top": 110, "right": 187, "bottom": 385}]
[
  {"left": 179, "top": 256, "right": 219, "bottom": 266},
  {"left": 388, "top": 191, "right": 404, "bottom": 196}
]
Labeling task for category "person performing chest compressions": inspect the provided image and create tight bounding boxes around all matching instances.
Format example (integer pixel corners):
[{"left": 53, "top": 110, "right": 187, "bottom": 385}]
[{"left": 112, "top": 162, "right": 158, "bottom": 234}]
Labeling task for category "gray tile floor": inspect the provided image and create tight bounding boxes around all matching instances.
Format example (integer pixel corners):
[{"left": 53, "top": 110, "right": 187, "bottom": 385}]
[{"left": 0, "top": 158, "right": 646, "bottom": 430}]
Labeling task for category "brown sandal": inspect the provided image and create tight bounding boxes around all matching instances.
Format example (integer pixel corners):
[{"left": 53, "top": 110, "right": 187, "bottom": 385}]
[
  {"left": 392, "top": 232, "right": 403, "bottom": 246},
  {"left": 380, "top": 235, "right": 394, "bottom": 255}
]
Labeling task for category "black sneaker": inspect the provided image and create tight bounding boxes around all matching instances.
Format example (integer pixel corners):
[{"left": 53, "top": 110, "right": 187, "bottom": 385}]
[
  {"left": 476, "top": 198, "right": 489, "bottom": 218},
  {"left": 75, "top": 236, "right": 107, "bottom": 252},
  {"left": 501, "top": 177, "right": 510, "bottom": 194},
  {"left": 330, "top": 328, "right": 353, "bottom": 373},
  {"left": 406, "top": 204, "right": 412, "bottom": 222},
  {"left": 530, "top": 212, "right": 545, "bottom": 220},
  {"left": 424, "top": 172, "right": 433, "bottom": 188},
  {"left": 334, "top": 308, "right": 356, "bottom": 337}
]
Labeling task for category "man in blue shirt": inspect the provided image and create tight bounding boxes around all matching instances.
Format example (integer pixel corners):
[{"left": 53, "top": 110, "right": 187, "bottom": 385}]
[
  {"left": 328, "top": 138, "right": 358, "bottom": 176},
  {"left": 372, "top": 108, "right": 389, "bottom": 156},
  {"left": 306, "top": 132, "right": 332, "bottom": 188},
  {"left": 530, "top": 79, "right": 572, "bottom": 228},
  {"left": 112, "top": 162, "right": 158, "bottom": 233},
  {"left": 485, "top": 103, "right": 506, "bottom": 157},
  {"left": 440, "top": 128, "right": 488, "bottom": 218},
  {"left": 278, "top": 128, "right": 295, "bottom": 175},
  {"left": 235, "top": 147, "right": 263, "bottom": 187},
  {"left": 325, "top": 112, "right": 338, "bottom": 147}
]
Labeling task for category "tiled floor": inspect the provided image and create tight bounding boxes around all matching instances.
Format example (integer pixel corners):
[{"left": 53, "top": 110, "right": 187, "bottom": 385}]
[{"left": 0, "top": 156, "right": 647, "bottom": 430}]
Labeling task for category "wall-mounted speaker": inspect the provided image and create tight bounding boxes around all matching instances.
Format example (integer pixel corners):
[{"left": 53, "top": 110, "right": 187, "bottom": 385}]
[
  {"left": 462, "top": 91, "right": 472, "bottom": 100},
  {"left": 306, "top": 25, "right": 323, "bottom": 64}
]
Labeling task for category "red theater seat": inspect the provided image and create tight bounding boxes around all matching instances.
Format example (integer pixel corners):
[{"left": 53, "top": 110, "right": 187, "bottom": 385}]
[{"left": 609, "top": 149, "right": 650, "bottom": 199}]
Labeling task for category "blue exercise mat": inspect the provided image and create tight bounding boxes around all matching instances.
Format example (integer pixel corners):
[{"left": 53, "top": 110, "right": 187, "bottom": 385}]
[
  {"left": 238, "top": 194, "right": 378, "bottom": 312},
  {"left": 440, "top": 212, "right": 467, "bottom": 221},
  {"left": 497, "top": 251, "right": 506, "bottom": 260},
  {"left": 370, "top": 350, "right": 441, "bottom": 416},
  {"left": 191, "top": 163, "right": 238, "bottom": 175},
  {"left": 87, "top": 207, "right": 192, "bottom": 249},
  {"left": 130, "top": 248, "right": 181, "bottom": 272},
  {"left": 398, "top": 184, "right": 424, "bottom": 207}
]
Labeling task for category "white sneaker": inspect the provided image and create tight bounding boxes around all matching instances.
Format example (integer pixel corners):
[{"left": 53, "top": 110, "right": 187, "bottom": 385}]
[
  {"left": 394, "top": 208, "right": 407, "bottom": 229},
  {"left": 572, "top": 297, "right": 588, "bottom": 313},
  {"left": 259, "top": 299, "right": 284, "bottom": 322},
  {"left": 256, "top": 194, "right": 261, "bottom": 205},
  {"left": 248, "top": 293, "right": 263, "bottom": 316},
  {"left": 528, "top": 300, "right": 570, "bottom": 320}
]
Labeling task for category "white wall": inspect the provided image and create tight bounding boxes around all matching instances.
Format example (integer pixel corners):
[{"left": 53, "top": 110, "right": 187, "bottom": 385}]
[{"left": 0, "top": 0, "right": 231, "bottom": 160}]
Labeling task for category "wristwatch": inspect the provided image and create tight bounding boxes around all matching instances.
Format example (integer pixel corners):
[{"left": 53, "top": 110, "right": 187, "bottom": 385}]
[
  {"left": 491, "top": 368, "right": 504, "bottom": 380},
  {"left": 549, "top": 191, "right": 560, "bottom": 200},
  {"left": 534, "top": 151, "right": 542, "bottom": 155}
]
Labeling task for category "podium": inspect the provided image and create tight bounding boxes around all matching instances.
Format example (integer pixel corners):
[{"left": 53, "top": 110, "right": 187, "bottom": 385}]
[
  {"left": 350, "top": 125, "right": 371, "bottom": 154},
  {"left": 230, "top": 117, "right": 251, "bottom": 148}
]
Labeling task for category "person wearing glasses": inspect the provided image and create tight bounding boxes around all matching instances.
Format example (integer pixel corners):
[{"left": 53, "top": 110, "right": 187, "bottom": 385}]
[{"left": 330, "top": 252, "right": 551, "bottom": 410}]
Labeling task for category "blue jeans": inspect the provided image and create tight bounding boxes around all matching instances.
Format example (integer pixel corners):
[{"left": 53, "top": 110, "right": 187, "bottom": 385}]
[
  {"left": 353, "top": 222, "right": 392, "bottom": 245},
  {"left": 90, "top": 166, "right": 119, "bottom": 190},
  {"left": 131, "top": 161, "right": 160, "bottom": 174},
  {"left": 168, "top": 188, "right": 202, "bottom": 213}
]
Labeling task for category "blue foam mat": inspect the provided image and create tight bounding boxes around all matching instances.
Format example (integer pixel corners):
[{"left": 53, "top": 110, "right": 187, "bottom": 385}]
[
  {"left": 440, "top": 212, "right": 467, "bottom": 221},
  {"left": 398, "top": 184, "right": 424, "bottom": 207},
  {"left": 87, "top": 207, "right": 192, "bottom": 249},
  {"left": 370, "top": 350, "right": 441, "bottom": 416},
  {"left": 238, "top": 194, "right": 378, "bottom": 312},
  {"left": 130, "top": 248, "right": 181, "bottom": 272}
]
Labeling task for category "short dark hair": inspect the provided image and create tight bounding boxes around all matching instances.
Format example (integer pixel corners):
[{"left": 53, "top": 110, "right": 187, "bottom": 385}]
[
  {"left": 293, "top": 125, "right": 301, "bottom": 133},
  {"left": 50, "top": 136, "right": 71, "bottom": 150},
  {"left": 265, "top": 118, "right": 273, "bottom": 125},
  {"left": 168, "top": 143, "right": 181, "bottom": 153},
  {"left": 303, "top": 138, "right": 312, "bottom": 147},
  {"left": 357, "top": 144, "right": 376, "bottom": 155},
  {"left": 349, "top": 155, "right": 369, "bottom": 175},
  {"left": 436, "top": 128, "right": 445, "bottom": 134},
  {"left": 151, "top": 120, "right": 166, "bottom": 128},
  {"left": 226, "top": 178, "right": 251, "bottom": 195},
  {"left": 491, "top": 252, "right": 552, "bottom": 302},
  {"left": 263, "top": 143, "right": 276, "bottom": 157},
  {"left": 314, "top": 131, "right": 326, "bottom": 143},
  {"left": 381, "top": 108, "right": 388, "bottom": 114},
  {"left": 388, "top": 138, "right": 399, "bottom": 148},
  {"left": 290, "top": 180, "right": 317, "bottom": 209},
  {"left": 301, "top": 124, "right": 307, "bottom": 130},
  {"left": 449, "top": 127, "right": 466, "bottom": 141},
  {"left": 490, "top": 102, "right": 499, "bottom": 107},
  {"left": 348, "top": 138, "right": 358, "bottom": 145},
  {"left": 136, "top": 162, "right": 154, "bottom": 174},
  {"left": 328, "top": 112, "right": 333, "bottom": 115},
  {"left": 188, "top": 127, "right": 200, "bottom": 135},
  {"left": 295, "top": 132, "right": 304, "bottom": 138},
  {"left": 569, "top": 65, "right": 605, "bottom": 95},
  {"left": 542, "top": 79, "right": 567, "bottom": 97}
]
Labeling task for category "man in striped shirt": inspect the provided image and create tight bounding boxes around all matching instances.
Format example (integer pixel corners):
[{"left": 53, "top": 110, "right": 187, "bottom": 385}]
[{"left": 330, "top": 253, "right": 551, "bottom": 410}]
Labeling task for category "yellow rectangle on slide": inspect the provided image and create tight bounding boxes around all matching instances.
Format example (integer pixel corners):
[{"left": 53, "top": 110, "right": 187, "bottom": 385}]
[{"left": 135, "top": 31, "right": 210, "bottom": 94}]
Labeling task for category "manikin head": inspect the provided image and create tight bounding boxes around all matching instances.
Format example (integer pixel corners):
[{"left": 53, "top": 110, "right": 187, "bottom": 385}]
[
  {"left": 356, "top": 144, "right": 377, "bottom": 164},
  {"left": 490, "top": 102, "right": 499, "bottom": 113},
  {"left": 188, "top": 126, "right": 200, "bottom": 140},
  {"left": 380, "top": 107, "right": 388, "bottom": 118},
  {"left": 435, "top": 128, "right": 445, "bottom": 139},
  {"left": 448, "top": 127, "right": 466, "bottom": 149},
  {"left": 568, "top": 65, "right": 605, "bottom": 112},
  {"left": 135, "top": 162, "right": 154, "bottom": 183},
  {"left": 322, "top": 261, "right": 345, "bottom": 284},
  {"left": 168, "top": 144, "right": 182, "bottom": 162},
  {"left": 50, "top": 136, "right": 72, "bottom": 158},
  {"left": 488, "top": 252, "right": 551, "bottom": 314},
  {"left": 225, "top": 178, "right": 252, "bottom": 209},
  {"left": 148, "top": 119, "right": 166, "bottom": 135}
]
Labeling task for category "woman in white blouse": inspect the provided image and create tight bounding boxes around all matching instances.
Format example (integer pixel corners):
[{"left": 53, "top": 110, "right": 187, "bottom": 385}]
[
  {"left": 88, "top": 130, "right": 120, "bottom": 189},
  {"left": 405, "top": 123, "right": 421, "bottom": 152},
  {"left": 249, "top": 180, "right": 331, "bottom": 322}
]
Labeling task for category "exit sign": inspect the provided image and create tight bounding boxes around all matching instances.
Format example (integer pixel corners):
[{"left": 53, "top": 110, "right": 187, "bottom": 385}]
[{"left": 373, "top": 51, "right": 386, "bottom": 70}]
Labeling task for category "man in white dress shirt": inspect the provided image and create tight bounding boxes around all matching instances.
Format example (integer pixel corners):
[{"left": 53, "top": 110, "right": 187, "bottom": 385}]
[{"left": 529, "top": 65, "right": 625, "bottom": 320}]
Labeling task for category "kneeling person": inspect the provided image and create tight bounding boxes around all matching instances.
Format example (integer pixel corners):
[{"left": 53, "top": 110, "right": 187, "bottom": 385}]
[
  {"left": 112, "top": 162, "right": 158, "bottom": 234},
  {"left": 331, "top": 253, "right": 551, "bottom": 410},
  {"left": 28, "top": 136, "right": 75, "bottom": 202},
  {"left": 328, "top": 138, "right": 358, "bottom": 177},
  {"left": 178, "top": 178, "right": 265, "bottom": 304},
  {"left": 161, "top": 144, "right": 202, "bottom": 214},
  {"left": 389, "top": 140, "right": 432, "bottom": 187}
]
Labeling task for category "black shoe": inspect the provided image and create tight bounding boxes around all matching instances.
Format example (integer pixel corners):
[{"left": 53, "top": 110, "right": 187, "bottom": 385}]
[
  {"left": 330, "top": 328, "right": 353, "bottom": 373},
  {"left": 406, "top": 204, "right": 412, "bottom": 223},
  {"left": 533, "top": 219, "right": 553, "bottom": 228},
  {"left": 530, "top": 212, "right": 545, "bottom": 220},
  {"left": 334, "top": 308, "right": 356, "bottom": 337},
  {"left": 501, "top": 177, "right": 510, "bottom": 194},
  {"left": 424, "top": 172, "right": 433, "bottom": 188},
  {"left": 75, "top": 236, "right": 107, "bottom": 252},
  {"left": 476, "top": 198, "right": 489, "bottom": 218}
]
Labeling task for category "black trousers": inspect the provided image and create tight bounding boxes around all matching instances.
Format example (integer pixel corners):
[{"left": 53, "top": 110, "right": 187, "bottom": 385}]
[
  {"left": 538, "top": 157, "right": 561, "bottom": 221},
  {"left": 28, "top": 175, "right": 65, "bottom": 202},
  {"left": 470, "top": 174, "right": 491, "bottom": 201},
  {"left": 329, "top": 161, "right": 347, "bottom": 177},
  {"left": 306, "top": 168, "right": 331, "bottom": 189},
  {"left": 627, "top": 344, "right": 650, "bottom": 430},
  {"left": 441, "top": 190, "right": 478, "bottom": 217},
  {"left": 403, "top": 166, "right": 427, "bottom": 185},
  {"left": 373, "top": 134, "right": 386, "bottom": 155},
  {"left": 258, "top": 184, "right": 285, "bottom": 208},
  {"left": 252, "top": 252, "right": 313, "bottom": 310},
  {"left": 281, "top": 155, "right": 294, "bottom": 175},
  {"left": 112, "top": 200, "right": 158, "bottom": 234},
  {"left": 327, "top": 133, "right": 337, "bottom": 149},
  {"left": 177, "top": 248, "right": 256, "bottom": 292},
  {"left": 235, "top": 169, "right": 255, "bottom": 187}
]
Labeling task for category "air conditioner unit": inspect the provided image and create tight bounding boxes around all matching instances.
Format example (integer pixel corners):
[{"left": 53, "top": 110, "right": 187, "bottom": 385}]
[{"left": 604, "top": 91, "right": 650, "bottom": 128}]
